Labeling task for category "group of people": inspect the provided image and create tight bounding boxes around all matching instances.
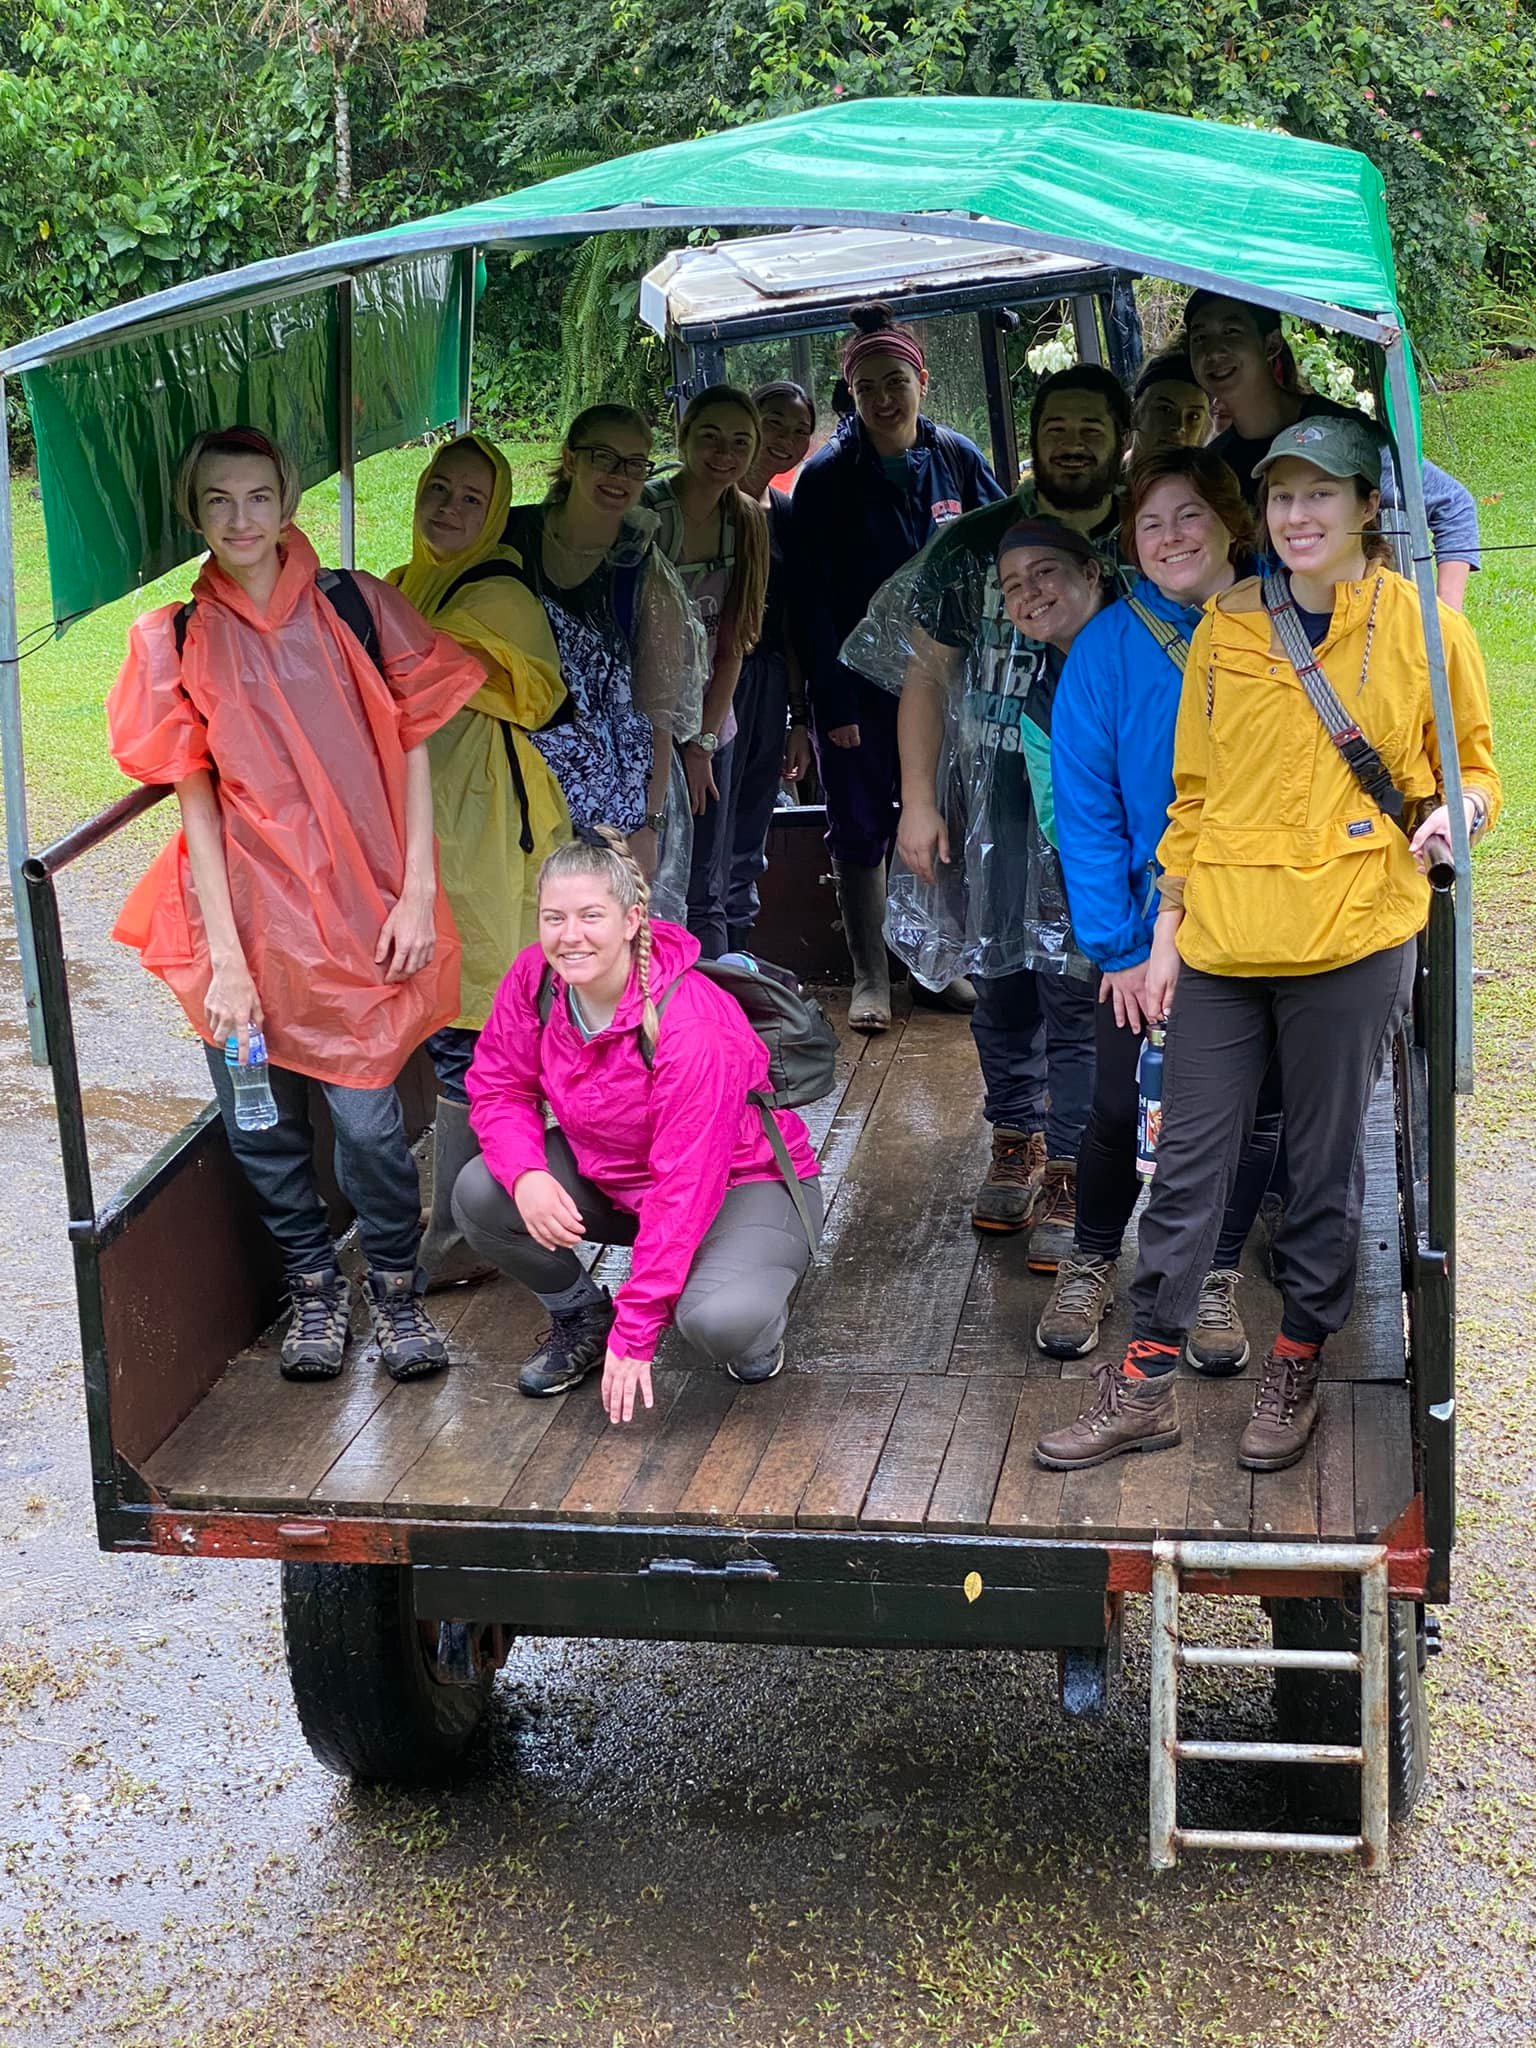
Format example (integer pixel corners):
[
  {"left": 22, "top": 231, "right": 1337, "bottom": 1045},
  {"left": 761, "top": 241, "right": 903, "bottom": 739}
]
[{"left": 106, "top": 284, "right": 1498, "bottom": 1468}]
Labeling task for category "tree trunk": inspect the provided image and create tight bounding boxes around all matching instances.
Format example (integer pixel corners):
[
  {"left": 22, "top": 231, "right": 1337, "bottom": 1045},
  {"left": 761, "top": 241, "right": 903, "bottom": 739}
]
[{"left": 331, "top": 29, "right": 364, "bottom": 213}]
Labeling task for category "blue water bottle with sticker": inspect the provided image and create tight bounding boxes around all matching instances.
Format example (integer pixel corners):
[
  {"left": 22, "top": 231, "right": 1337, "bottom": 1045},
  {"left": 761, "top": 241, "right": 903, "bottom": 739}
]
[
  {"left": 1136, "top": 1026, "right": 1165, "bottom": 1180},
  {"left": 225, "top": 1030, "right": 279, "bottom": 1131}
]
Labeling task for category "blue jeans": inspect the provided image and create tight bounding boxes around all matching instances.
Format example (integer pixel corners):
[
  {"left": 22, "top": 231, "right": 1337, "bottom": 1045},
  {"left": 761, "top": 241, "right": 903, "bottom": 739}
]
[
  {"left": 725, "top": 648, "right": 789, "bottom": 936},
  {"left": 970, "top": 967, "right": 1096, "bottom": 1160},
  {"left": 426, "top": 1025, "right": 478, "bottom": 1107},
  {"left": 204, "top": 1045, "right": 421, "bottom": 1279}
]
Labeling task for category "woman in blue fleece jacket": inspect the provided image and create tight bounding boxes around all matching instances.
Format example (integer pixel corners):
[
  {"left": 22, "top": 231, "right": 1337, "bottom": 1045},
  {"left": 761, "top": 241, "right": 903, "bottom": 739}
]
[{"left": 1043, "top": 444, "right": 1279, "bottom": 1370}]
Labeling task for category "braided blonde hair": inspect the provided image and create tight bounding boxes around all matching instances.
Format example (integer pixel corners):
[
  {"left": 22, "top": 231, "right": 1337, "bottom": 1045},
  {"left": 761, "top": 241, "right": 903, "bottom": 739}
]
[{"left": 538, "top": 826, "right": 660, "bottom": 1051}]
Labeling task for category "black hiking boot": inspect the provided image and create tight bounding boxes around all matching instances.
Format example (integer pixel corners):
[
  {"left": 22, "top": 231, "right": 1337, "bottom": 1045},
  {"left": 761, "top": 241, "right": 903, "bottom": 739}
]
[
  {"left": 281, "top": 1270, "right": 352, "bottom": 1381},
  {"left": 366, "top": 1268, "right": 449, "bottom": 1382},
  {"left": 519, "top": 1289, "right": 615, "bottom": 1398}
]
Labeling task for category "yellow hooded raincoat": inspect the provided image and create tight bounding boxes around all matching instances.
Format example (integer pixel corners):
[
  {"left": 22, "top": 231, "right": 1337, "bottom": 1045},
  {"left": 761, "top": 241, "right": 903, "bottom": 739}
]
[
  {"left": 1158, "top": 566, "right": 1500, "bottom": 978},
  {"left": 389, "top": 435, "right": 571, "bottom": 1029}
]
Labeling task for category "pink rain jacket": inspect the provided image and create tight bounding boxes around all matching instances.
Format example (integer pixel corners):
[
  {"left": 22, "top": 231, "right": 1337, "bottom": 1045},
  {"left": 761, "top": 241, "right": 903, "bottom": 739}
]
[
  {"left": 108, "top": 529, "right": 486, "bottom": 1088},
  {"left": 468, "top": 920, "right": 819, "bottom": 1363}
]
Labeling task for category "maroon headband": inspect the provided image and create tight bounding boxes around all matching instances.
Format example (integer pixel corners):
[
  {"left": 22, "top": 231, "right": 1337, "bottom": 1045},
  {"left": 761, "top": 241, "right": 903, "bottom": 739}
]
[
  {"left": 842, "top": 327, "right": 926, "bottom": 380},
  {"left": 207, "top": 424, "right": 282, "bottom": 463}
]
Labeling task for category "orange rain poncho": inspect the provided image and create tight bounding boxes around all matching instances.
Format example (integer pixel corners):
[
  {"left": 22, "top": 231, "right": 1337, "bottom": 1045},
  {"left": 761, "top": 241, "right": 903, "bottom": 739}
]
[{"left": 108, "top": 527, "right": 486, "bottom": 1087}]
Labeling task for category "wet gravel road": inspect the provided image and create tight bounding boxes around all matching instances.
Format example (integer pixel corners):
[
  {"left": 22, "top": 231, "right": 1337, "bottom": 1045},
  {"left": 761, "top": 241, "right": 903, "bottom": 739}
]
[{"left": 1, "top": 856, "right": 1533, "bottom": 2048}]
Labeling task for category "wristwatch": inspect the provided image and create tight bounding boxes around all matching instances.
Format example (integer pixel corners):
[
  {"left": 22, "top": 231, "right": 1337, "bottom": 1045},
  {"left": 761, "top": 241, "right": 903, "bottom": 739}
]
[
  {"left": 644, "top": 811, "right": 668, "bottom": 835},
  {"left": 689, "top": 730, "right": 719, "bottom": 754}
]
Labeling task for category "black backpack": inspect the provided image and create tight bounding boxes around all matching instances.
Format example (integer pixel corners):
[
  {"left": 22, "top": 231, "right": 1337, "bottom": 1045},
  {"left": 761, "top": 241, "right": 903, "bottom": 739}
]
[
  {"left": 173, "top": 566, "right": 382, "bottom": 671},
  {"left": 536, "top": 955, "right": 837, "bottom": 1245}
]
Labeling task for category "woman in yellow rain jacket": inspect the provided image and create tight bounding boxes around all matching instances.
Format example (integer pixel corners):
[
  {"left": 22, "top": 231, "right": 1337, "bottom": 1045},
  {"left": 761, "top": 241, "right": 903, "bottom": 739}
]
[
  {"left": 1036, "top": 413, "right": 1498, "bottom": 1480},
  {"left": 389, "top": 433, "right": 571, "bottom": 1286}
]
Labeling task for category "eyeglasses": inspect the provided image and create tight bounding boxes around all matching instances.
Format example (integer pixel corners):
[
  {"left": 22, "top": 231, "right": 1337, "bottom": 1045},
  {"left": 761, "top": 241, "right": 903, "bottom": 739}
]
[{"left": 573, "top": 444, "right": 654, "bottom": 481}]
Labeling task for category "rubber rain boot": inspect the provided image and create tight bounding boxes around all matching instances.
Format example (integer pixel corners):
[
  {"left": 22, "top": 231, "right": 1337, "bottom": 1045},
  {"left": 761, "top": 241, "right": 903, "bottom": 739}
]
[
  {"left": 833, "top": 857, "right": 891, "bottom": 1033},
  {"left": 419, "top": 1096, "right": 496, "bottom": 1292}
]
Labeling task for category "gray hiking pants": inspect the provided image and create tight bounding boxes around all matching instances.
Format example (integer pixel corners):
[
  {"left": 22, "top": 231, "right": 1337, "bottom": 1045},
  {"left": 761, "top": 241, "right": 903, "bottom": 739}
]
[
  {"left": 1130, "top": 941, "right": 1415, "bottom": 1346},
  {"left": 453, "top": 1131, "right": 824, "bottom": 1365}
]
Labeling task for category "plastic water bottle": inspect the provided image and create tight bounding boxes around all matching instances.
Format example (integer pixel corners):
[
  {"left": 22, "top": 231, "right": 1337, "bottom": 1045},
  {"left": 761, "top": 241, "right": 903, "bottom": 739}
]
[
  {"left": 1136, "top": 1027, "right": 1166, "bottom": 1180},
  {"left": 225, "top": 1031, "right": 279, "bottom": 1131}
]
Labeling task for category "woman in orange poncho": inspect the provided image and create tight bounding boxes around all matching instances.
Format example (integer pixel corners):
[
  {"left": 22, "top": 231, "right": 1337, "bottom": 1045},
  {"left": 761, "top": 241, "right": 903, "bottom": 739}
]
[{"left": 107, "top": 426, "right": 485, "bottom": 1384}]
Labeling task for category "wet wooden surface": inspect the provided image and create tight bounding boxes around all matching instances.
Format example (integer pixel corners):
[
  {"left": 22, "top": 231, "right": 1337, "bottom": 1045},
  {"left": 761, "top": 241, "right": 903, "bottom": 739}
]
[{"left": 143, "top": 1009, "right": 1414, "bottom": 1545}]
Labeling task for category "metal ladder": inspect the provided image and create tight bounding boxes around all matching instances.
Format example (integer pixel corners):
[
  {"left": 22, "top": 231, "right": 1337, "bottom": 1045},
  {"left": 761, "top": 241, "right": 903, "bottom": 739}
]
[{"left": 1148, "top": 1538, "right": 1391, "bottom": 1874}]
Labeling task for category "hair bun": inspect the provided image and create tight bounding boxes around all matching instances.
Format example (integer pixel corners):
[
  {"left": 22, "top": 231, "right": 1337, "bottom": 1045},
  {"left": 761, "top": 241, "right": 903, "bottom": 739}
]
[{"left": 848, "top": 300, "right": 898, "bottom": 336}]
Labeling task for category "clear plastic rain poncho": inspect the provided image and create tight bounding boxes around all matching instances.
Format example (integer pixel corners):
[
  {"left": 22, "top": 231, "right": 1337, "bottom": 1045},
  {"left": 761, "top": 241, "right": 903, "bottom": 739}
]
[
  {"left": 500, "top": 502, "right": 706, "bottom": 927},
  {"left": 840, "top": 529, "right": 1090, "bottom": 988}
]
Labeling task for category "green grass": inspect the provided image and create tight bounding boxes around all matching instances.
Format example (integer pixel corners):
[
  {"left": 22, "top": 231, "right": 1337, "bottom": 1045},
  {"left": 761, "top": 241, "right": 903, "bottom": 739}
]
[{"left": 6, "top": 440, "right": 556, "bottom": 839}]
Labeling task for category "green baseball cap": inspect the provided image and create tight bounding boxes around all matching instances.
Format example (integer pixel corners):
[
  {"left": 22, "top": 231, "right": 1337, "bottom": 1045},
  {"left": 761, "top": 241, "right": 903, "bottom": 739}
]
[{"left": 1252, "top": 413, "right": 1383, "bottom": 489}]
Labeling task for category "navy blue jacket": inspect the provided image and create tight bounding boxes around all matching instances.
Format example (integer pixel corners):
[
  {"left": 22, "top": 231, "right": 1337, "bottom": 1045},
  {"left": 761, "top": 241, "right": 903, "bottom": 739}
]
[{"left": 788, "top": 414, "right": 1004, "bottom": 730}]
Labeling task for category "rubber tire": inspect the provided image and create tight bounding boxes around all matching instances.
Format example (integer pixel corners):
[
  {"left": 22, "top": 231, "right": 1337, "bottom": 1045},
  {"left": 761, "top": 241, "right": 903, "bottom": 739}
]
[
  {"left": 281, "top": 1562, "right": 496, "bottom": 1782},
  {"left": 1270, "top": 1595, "right": 1429, "bottom": 1823}
]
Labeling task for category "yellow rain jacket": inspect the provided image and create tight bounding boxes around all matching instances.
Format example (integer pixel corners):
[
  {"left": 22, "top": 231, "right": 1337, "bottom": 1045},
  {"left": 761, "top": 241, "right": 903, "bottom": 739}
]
[
  {"left": 1158, "top": 566, "right": 1500, "bottom": 977},
  {"left": 389, "top": 435, "right": 570, "bottom": 1030}
]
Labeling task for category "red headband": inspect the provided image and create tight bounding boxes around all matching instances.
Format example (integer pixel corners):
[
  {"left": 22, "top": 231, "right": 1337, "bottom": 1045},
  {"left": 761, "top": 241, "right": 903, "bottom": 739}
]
[
  {"left": 842, "top": 328, "right": 926, "bottom": 380},
  {"left": 207, "top": 425, "right": 282, "bottom": 464}
]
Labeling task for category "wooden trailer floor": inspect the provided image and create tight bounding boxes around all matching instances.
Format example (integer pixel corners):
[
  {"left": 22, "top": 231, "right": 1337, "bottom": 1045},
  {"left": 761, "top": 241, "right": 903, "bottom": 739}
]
[{"left": 144, "top": 1001, "right": 1414, "bottom": 1545}]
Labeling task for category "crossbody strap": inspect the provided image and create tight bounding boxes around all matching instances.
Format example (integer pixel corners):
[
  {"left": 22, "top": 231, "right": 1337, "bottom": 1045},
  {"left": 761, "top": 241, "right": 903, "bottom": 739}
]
[
  {"left": 1260, "top": 568, "right": 1406, "bottom": 831},
  {"left": 1126, "top": 596, "right": 1190, "bottom": 675},
  {"left": 747, "top": 1089, "right": 819, "bottom": 1249}
]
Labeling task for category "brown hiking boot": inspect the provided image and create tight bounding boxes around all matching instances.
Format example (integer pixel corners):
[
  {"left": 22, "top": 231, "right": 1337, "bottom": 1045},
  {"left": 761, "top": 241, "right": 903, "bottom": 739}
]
[
  {"left": 1036, "top": 1253, "right": 1116, "bottom": 1359},
  {"left": 1238, "top": 1345, "right": 1322, "bottom": 1470},
  {"left": 1026, "top": 1159, "right": 1079, "bottom": 1273},
  {"left": 1034, "top": 1350, "right": 1182, "bottom": 1470},
  {"left": 1185, "top": 1269, "right": 1251, "bottom": 1377},
  {"left": 972, "top": 1127, "right": 1047, "bottom": 1233}
]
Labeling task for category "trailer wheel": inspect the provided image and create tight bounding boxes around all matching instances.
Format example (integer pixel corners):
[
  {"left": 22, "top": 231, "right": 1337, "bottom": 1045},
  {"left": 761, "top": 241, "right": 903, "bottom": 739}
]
[
  {"left": 1270, "top": 1596, "right": 1429, "bottom": 1823},
  {"left": 281, "top": 1563, "right": 498, "bottom": 1782}
]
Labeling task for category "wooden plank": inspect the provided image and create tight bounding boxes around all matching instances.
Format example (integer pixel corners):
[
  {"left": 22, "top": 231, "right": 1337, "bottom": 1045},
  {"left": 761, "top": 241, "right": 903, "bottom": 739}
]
[
  {"left": 442, "top": 1274, "right": 550, "bottom": 1372},
  {"left": 674, "top": 1374, "right": 796, "bottom": 1525},
  {"left": 1182, "top": 1379, "right": 1253, "bottom": 1537},
  {"left": 734, "top": 1376, "right": 850, "bottom": 1528},
  {"left": 146, "top": 1348, "right": 395, "bottom": 1512},
  {"left": 1315, "top": 1381, "right": 1357, "bottom": 1540},
  {"left": 386, "top": 1375, "right": 567, "bottom": 1517},
  {"left": 1115, "top": 1395, "right": 1196, "bottom": 1541},
  {"left": 808, "top": 1012, "right": 907, "bottom": 1210},
  {"left": 925, "top": 1379, "right": 1022, "bottom": 1533},
  {"left": 313, "top": 1370, "right": 466, "bottom": 1511},
  {"left": 989, "top": 1383, "right": 1077, "bottom": 1537},
  {"left": 787, "top": 1009, "right": 987, "bottom": 1376},
  {"left": 860, "top": 1377, "right": 966, "bottom": 1531},
  {"left": 1249, "top": 1436, "right": 1321, "bottom": 1540},
  {"left": 796, "top": 1376, "right": 903, "bottom": 1529},
  {"left": 559, "top": 1373, "right": 688, "bottom": 1521},
  {"left": 501, "top": 1388, "right": 610, "bottom": 1517},
  {"left": 620, "top": 1373, "right": 740, "bottom": 1523},
  {"left": 1352, "top": 1382, "right": 1415, "bottom": 1537}
]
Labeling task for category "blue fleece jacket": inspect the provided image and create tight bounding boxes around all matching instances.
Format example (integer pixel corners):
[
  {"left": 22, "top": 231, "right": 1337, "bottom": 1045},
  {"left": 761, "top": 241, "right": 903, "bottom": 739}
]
[
  {"left": 1052, "top": 578, "right": 1203, "bottom": 972},
  {"left": 788, "top": 413, "right": 1003, "bottom": 730}
]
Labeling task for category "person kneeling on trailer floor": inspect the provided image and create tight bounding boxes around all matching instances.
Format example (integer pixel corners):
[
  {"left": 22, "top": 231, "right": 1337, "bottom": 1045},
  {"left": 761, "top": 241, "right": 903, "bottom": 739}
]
[
  {"left": 453, "top": 828, "right": 823, "bottom": 1424},
  {"left": 1036, "top": 414, "right": 1499, "bottom": 1475}
]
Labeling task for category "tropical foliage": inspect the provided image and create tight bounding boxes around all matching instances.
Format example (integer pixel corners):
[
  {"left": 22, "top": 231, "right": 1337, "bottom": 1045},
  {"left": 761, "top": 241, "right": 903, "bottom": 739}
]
[{"left": 2, "top": 0, "right": 1534, "bottom": 444}]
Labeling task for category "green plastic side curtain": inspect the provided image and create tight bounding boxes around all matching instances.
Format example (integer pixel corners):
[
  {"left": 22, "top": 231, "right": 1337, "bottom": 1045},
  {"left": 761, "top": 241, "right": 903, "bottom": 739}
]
[{"left": 24, "top": 253, "right": 464, "bottom": 624}]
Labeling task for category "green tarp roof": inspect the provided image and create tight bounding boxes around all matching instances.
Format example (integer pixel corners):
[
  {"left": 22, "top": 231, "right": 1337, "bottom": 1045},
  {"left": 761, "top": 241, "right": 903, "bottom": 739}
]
[{"left": 9, "top": 96, "right": 1415, "bottom": 624}]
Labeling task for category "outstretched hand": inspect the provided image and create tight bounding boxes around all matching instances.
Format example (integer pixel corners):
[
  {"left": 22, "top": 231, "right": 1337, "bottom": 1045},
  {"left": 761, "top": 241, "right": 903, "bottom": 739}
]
[{"left": 603, "top": 1346, "right": 654, "bottom": 1425}]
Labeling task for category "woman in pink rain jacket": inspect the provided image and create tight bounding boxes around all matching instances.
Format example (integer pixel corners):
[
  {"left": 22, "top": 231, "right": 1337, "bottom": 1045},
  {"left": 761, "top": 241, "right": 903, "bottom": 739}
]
[{"left": 453, "top": 828, "right": 822, "bottom": 1422}]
